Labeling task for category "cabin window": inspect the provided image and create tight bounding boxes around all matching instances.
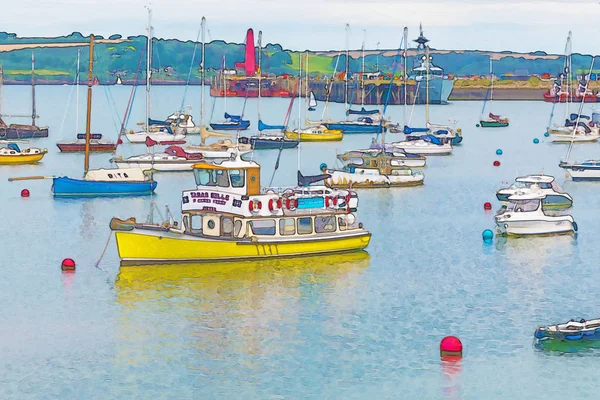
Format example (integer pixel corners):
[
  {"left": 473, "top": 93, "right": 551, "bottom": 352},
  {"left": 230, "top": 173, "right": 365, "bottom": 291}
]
[
  {"left": 207, "top": 220, "right": 215, "bottom": 229},
  {"left": 365, "top": 160, "right": 371, "bottom": 166},
  {"left": 315, "top": 216, "right": 336, "bottom": 233},
  {"left": 234, "top": 220, "right": 243, "bottom": 237},
  {"left": 297, "top": 217, "right": 313, "bottom": 235},
  {"left": 191, "top": 215, "right": 202, "bottom": 232},
  {"left": 372, "top": 160, "right": 378, "bottom": 167},
  {"left": 338, "top": 217, "right": 347, "bottom": 231},
  {"left": 124, "top": 173, "right": 129, "bottom": 178},
  {"left": 249, "top": 219, "right": 276, "bottom": 235},
  {"left": 540, "top": 183, "right": 551, "bottom": 189},
  {"left": 279, "top": 218, "right": 296, "bottom": 236},
  {"left": 230, "top": 169, "right": 245, "bottom": 188},
  {"left": 222, "top": 217, "right": 233, "bottom": 237},
  {"left": 108, "top": 174, "right": 113, "bottom": 178},
  {"left": 194, "top": 168, "right": 230, "bottom": 188},
  {"left": 509, "top": 200, "right": 539, "bottom": 212}
]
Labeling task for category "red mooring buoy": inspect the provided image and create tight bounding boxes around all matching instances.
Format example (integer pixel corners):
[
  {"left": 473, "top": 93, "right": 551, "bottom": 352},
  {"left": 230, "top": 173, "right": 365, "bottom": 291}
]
[
  {"left": 61, "top": 258, "right": 76, "bottom": 271},
  {"left": 484, "top": 202, "right": 492, "bottom": 210},
  {"left": 440, "top": 336, "right": 463, "bottom": 357},
  {"left": 493, "top": 160, "right": 501, "bottom": 167},
  {"left": 21, "top": 189, "right": 30, "bottom": 197}
]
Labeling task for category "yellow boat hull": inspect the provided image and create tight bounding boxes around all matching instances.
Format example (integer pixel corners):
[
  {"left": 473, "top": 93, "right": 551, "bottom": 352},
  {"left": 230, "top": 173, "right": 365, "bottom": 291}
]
[
  {"left": 0, "top": 151, "right": 47, "bottom": 165},
  {"left": 115, "top": 230, "right": 371, "bottom": 264},
  {"left": 284, "top": 130, "right": 343, "bottom": 142}
]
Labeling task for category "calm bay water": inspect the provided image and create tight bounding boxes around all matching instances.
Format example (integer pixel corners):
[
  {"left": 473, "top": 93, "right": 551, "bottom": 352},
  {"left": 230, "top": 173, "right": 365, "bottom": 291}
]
[{"left": 2, "top": 85, "right": 600, "bottom": 399}]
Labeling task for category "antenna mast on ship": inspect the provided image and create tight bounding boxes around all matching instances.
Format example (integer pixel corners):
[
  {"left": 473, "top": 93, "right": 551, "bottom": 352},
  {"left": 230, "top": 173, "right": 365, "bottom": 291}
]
[{"left": 201, "top": 16, "right": 206, "bottom": 129}]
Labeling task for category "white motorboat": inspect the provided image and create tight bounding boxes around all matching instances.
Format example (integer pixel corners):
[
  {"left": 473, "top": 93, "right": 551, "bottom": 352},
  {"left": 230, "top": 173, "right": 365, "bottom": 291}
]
[
  {"left": 560, "top": 159, "right": 600, "bottom": 181},
  {"left": 496, "top": 175, "right": 573, "bottom": 208},
  {"left": 386, "top": 139, "right": 453, "bottom": 156},
  {"left": 495, "top": 191, "right": 577, "bottom": 236}
]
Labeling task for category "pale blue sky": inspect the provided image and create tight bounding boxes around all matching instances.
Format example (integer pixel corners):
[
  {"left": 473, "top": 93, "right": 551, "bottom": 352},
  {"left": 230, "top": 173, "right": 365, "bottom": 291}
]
[{"left": 4, "top": 0, "right": 600, "bottom": 54}]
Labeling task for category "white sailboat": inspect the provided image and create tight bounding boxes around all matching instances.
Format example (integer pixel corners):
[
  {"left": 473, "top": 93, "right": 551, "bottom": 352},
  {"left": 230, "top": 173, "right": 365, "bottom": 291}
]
[{"left": 124, "top": 9, "right": 186, "bottom": 144}]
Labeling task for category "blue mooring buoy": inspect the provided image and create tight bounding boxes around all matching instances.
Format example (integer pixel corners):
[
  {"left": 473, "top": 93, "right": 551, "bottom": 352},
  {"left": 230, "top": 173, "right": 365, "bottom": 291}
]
[
  {"left": 482, "top": 229, "right": 494, "bottom": 242},
  {"left": 533, "top": 138, "right": 540, "bottom": 144},
  {"left": 496, "top": 149, "right": 503, "bottom": 155}
]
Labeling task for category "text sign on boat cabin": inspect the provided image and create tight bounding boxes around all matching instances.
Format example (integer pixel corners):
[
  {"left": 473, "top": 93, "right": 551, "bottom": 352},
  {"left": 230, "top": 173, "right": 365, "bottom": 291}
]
[{"left": 182, "top": 190, "right": 243, "bottom": 214}]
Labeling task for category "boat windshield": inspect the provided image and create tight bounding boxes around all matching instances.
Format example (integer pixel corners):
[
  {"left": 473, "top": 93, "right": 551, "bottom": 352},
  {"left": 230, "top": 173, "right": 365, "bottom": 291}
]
[
  {"left": 508, "top": 182, "right": 528, "bottom": 189},
  {"left": 194, "top": 168, "right": 231, "bottom": 188},
  {"left": 507, "top": 199, "right": 539, "bottom": 212},
  {"left": 550, "top": 181, "right": 566, "bottom": 193}
]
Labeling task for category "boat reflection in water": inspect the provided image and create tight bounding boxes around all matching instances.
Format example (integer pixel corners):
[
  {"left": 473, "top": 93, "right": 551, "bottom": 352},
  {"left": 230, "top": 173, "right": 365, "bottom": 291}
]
[{"left": 114, "top": 252, "right": 370, "bottom": 363}]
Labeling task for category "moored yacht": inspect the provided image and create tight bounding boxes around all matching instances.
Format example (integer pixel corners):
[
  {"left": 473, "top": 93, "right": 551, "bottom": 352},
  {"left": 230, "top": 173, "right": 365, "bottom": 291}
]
[
  {"left": 496, "top": 175, "right": 573, "bottom": 208},
  {"left": 495, "top": 191, "right": 577, "bottom": 236}
]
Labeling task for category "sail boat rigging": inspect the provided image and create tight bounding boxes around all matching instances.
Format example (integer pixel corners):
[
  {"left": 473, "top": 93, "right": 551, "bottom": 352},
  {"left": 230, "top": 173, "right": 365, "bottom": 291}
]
[
  {"left": 125, "top": 8, "right": 186, "bottom": 144},
  {"left": 241, "top": 30, "right": 298, "bottom": 150},
  {"left": 209, "top": 54, "right": 251, "bottom": 131},
  {"left": 284, "top": 52, "right": 342, "bottom": 142},
  {"left": 478, "top": 55, "right": 509, "bottom": 128},
  {"left": 10, "top": 34, "right": 158, "bottom": 196},
  {"left": 56, "top": 49, "right": 117, "bottom": 152},
  {"left": 347, "top": 31, "right": 379, "bottom": 117},
  {"left": 0, "top": 52, "right": 49, "bottom": 139}
]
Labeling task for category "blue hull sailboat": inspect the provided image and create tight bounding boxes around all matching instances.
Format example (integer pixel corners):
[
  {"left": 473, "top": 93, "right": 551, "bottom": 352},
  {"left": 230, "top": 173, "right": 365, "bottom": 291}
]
[
  {"left": 53, "top": 177, "right": 157, "bottom": 197},
  {"left": 210, "top": 112, "right": 250, "bottom": 131},
  {"left": 324, "top": 118, "right": 385, "bottom": 134},
  {"left": 55, "top": 34, "right": 157, "bottom": 197}
]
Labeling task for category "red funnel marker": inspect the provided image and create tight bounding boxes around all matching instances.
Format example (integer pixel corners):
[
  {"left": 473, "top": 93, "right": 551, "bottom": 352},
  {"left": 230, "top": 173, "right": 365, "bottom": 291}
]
[{"left": 235, "top": 29, "right": 257, "bottom": 77}]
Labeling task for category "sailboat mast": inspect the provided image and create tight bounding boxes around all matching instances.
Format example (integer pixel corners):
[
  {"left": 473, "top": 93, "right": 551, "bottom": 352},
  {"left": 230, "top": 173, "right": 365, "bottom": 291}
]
[
  {"left": 223, "top": 55, "right": 227, "bottom": 112},
  {"left": 0, "top": 66, "right": 3, "bottom": 117},
  {"left": 403, "top": 27, "right": 408, "bottom": 126},
  {"left": 425, "top": 46, "right": 430, "bottom": 124},
  {"left": 298, "top": 53, "right": 302, "bottom": 130},
  {"left": 76, "top": 49, "right": 80, "bottom": 136},
  {"left": 344, "top": 23, "right": 349, "bottom": 110},
  {"left": 31, "top": 52, "right": 36, "bottom": 126},
  {"left": 361, "top": 30, "right": 365, "bottom": 106},
  {"left": 145, "top": 8, "right": 152, "bottom": 132},
  {"left": 84, "top": 35, "right": 95, "bottom": 174},
  {"left": 490, "top": 56, "right": 494, "bottom": 102},
  {"left": 257, "top": 31, "right": 262, "bottom": 126},
  {"left": 305, "top": 51, "right": 309, "bottom": 125},
  {"left": 201, "top": 16, "right": 206, "bottom": 128}
]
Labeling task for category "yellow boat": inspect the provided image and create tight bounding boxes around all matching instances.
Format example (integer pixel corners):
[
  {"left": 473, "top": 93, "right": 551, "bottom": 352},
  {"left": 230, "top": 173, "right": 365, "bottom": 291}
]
[
  {"left": 284, "top": 125, "right": 343, "bottom": 142},
  {"left": 0, "top": 143, "right": 47, "bottom": 165},
  {"left": 111, "top": 154, "right": 371, "bottom": 264}
]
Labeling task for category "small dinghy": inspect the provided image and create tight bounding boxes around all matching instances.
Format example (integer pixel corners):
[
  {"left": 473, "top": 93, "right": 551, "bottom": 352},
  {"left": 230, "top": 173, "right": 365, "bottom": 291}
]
[{"left": 535, "top": 318, "right": 600, "bottom": 351}]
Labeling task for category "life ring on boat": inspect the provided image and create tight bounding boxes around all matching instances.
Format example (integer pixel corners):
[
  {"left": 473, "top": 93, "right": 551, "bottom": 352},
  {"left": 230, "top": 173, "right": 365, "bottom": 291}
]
[
  {"left": 268, "top": 198, "right": 282, "bottom": 213},
  {"left": 249, "top": 199, "right": 262, "bottom": 213},
  {"left": 325, "top": 196, "right": 337, "bottom": 208},
  {"left": 285, "top": 198, "right": 298, "bottom": 210}
]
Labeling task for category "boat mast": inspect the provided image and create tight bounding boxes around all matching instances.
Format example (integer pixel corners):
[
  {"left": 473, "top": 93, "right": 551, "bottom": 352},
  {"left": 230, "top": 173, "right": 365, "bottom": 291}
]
[
  {"left": 490, "top": 55, "right": 493, "bottom": 103},
  {"left": 201, "top": 16, "right": 206, "bottom": 128},
  {"left": 0, "top": 65, "right": 4, "bottom": 117},
  {"left": 361, "top": 30, "right": 365, "bottom": 107},
  {"left": 403, "top": 27, "right": 408, "bottom": 127},
  {"left": 425, "top": 46, "right": 430, "bottom": 124},
  {"left": 145, "top": 7, "right": 152, "bottom": 132},
  {"left": 257, "top": 30, "right": 262, "bottom": 133},
  {"left": 84, "top": 35, "right": 94, "bottom": 175},
  {"left": 223, "top": 55, "right": 227, "bottom": 112},
  {"left": 31, "top": 52, "right": 36, "bottom": 126},
  {"left": 297, "top": 53, "right": 302, "bottom": 131},
  {"left": 305, "top": 51, "right": 309, "bottom": 126},
  {"left": 344, "top": 23, "right": 349, "bottom": 111},
  {"left": 76, "top": 49, "right": 80, "bottom": 136}
]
